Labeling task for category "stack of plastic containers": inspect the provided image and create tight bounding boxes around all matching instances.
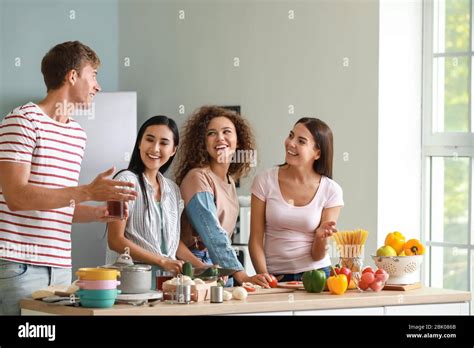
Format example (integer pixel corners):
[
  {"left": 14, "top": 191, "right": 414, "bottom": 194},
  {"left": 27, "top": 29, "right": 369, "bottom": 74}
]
[{"left": 75, "top": 268, "right": 121, "bottom": 308}]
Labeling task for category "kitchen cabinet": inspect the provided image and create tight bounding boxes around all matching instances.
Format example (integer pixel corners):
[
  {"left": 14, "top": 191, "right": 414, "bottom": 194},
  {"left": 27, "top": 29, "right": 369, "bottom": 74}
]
[
  {"left": 294, "top": 307, "right": 385, "bottom": 316},
  {"left": 20, "top": 287, "right": 470, "bottom": 316},
  {"left": 231, "top": 311, "right": 293, "bottom": 316},
  {"left": 384, "top": 302, "right": 469, "bottom": 316}
]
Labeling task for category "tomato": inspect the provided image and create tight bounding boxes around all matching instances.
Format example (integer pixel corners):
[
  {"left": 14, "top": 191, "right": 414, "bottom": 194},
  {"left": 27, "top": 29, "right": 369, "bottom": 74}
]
[
  {"left": 268, "top": 274, "right": 278, "bottom": 288},
  {"left": 375, "top": 268, "right": 389, "bottom": 282},
  {"left": 362, "top": 267, "right": 375, "bottom": 274}
]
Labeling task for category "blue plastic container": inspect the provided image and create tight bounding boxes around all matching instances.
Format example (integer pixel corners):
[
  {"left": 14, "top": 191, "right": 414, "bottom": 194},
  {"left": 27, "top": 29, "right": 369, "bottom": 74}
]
[{"left": 77, "top": 289, "right": 120, "bottom": 308}]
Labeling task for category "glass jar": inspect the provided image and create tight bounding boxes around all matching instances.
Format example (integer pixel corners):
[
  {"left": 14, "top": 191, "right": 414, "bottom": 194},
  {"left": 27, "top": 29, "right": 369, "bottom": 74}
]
[
  {"left": 339, "top": 257, "right": 363, "bottom": 273},
  {"left": 339, "top": 257, "right": 363, "bottom": 288}
]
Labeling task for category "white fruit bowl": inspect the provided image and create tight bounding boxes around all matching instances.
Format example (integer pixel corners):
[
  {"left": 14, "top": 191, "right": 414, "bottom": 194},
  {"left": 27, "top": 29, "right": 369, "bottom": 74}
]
[{"left": 371, "top": 255, "right": 423, "bottom": 285}]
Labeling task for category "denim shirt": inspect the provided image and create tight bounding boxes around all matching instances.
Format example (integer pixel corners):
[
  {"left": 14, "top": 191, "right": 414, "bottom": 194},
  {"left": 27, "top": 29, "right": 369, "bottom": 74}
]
[{"left": 185, "top": 192, "right": 244, "bottom": 271}]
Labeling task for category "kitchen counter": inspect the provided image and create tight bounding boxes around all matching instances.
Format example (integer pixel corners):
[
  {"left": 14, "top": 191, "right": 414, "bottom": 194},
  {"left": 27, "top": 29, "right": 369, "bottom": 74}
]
[{"left": 20, "top": 286, "right": 471, "bottom": 316}]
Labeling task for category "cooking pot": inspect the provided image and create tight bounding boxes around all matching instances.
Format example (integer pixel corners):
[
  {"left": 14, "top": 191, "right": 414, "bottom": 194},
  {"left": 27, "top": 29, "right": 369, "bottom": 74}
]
[{"left": 101, "top": 247, "right": 152, "bottom": 294}]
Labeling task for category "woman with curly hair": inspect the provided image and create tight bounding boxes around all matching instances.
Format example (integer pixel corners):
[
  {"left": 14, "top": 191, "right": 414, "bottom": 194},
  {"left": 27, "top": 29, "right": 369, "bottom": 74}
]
[{"left": 175, "top": 106, "right": 270, "bottom": 287}]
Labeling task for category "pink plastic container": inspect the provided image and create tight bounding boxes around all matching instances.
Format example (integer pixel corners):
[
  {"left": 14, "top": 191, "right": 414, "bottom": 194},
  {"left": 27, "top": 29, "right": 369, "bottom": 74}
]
[{"left": 76, "top": 279, "right": 121, "bottom": 290}]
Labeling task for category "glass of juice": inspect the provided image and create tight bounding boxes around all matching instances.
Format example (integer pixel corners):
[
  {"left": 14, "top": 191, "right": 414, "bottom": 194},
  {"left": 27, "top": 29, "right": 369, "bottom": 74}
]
[
  {"left": 107, "top": 201, "right": 125, "bottom": 219},
  {"left": 156, "top": 270, "right": 174, "bottom": 291}
]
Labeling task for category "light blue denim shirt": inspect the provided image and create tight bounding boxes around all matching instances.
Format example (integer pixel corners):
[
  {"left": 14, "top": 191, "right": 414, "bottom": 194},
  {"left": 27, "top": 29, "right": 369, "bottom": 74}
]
[{"left": 185, "top": 192, "right": 244, "bottom": 271}]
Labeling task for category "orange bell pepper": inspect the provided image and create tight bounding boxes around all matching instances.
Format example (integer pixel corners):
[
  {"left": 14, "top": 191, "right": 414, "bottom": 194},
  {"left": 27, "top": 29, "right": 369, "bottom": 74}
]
[
  {"left": 404, "top": 239, "right": 425, "bottom": 255},
  {"left": 327, "top": 266, "right": 348, "bottom": 295},
  {"left": 384, "top": 231, "right": 406, "bottom": 255}
]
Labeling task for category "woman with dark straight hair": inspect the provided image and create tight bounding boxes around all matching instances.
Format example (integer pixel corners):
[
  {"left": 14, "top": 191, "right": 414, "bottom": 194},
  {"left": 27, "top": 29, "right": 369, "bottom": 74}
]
[
  {"left": 106, "top": 115, "right": 208, "bottom": 276},
  {"left": 249, "top": 117, "right": 344, "bottom": 285}
]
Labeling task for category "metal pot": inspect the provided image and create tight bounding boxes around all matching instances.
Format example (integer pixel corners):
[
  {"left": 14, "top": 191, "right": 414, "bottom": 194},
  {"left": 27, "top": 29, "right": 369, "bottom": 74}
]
[
  {"left": 114, "top": 264, "right": 152, "bottom": 294},
  {"left": 102, "top": 247, "right": 152, "bottom": 294}
]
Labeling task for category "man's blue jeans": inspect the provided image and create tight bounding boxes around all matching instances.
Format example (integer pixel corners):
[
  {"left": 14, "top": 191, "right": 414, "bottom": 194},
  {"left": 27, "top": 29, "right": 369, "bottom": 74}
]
[{"left": 0, "top": 259, "right": 71, "bottom": 315}]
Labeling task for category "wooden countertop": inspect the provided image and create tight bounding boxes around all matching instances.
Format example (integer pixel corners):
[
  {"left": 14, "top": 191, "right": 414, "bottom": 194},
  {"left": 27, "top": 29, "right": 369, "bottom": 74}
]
[{"left": 20, "top": 286, "right": 471, "bottom": 316}]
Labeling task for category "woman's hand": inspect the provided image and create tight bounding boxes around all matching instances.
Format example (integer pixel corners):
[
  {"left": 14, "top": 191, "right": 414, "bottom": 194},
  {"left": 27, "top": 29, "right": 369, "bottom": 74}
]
[
  {"left": 160, "top": 258, "right": 184, "bottom": 274},
  {"left": 197, "top": 261, "right": 213, "bottom": 269},
  {"left": 315, "top": 220, "right": 337, "bottom": 239},
  {"left": 245, "top": 273, "right": 274, "bottom": 288}
]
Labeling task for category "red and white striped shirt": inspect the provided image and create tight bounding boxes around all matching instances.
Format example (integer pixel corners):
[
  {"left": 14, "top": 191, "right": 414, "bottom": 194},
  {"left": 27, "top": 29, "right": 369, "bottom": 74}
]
[{"left": 0, "top": 102, "right": 87, "bottom": 268}]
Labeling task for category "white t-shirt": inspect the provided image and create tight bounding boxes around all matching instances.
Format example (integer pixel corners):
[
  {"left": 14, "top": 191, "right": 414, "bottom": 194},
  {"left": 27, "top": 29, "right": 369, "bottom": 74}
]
[{"left": 251, "top": 167, "right": 344, "bottom": 274}]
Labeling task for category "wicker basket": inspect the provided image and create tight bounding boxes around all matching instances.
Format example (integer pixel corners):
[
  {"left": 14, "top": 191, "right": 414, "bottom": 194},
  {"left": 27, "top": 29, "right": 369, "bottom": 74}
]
[{"left": 371, "top": 255, "right": 423, "bottom": 285}]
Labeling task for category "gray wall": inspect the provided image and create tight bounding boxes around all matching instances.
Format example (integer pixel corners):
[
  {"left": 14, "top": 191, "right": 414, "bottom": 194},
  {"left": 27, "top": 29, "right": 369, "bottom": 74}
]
[
  {"left": 0, "top": 0, "right": 119, "bottom": 114},
  {"left": 118, "top": 0, "right": 379, "bottom": 260}
]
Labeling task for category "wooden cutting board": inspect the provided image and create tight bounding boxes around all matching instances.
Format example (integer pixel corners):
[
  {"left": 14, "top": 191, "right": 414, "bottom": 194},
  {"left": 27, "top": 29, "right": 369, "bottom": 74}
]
[
  {"left": 276, "top": 282, "right": 305, "bottom": 290},
  {"left": 277, "top": 281, "right": 357, "bottom": 291},
  {"left": 383, "top": 282, "right": 422, "bottom": 291},
  {"left": 229, "top": 287, "right": 295, "bottom": 295}
]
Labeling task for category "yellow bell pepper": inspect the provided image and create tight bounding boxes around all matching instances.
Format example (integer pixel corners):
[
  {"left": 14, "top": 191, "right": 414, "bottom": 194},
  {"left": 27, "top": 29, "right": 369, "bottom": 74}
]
[
  {"left": 384, "top": 231, "right": 406, "bottom": 255},
  {"left": 327, "top": 266, "right": 348, "bottom": 295},
  {"left": 404, "top": 239, "right": 425, "bottom": 255}
]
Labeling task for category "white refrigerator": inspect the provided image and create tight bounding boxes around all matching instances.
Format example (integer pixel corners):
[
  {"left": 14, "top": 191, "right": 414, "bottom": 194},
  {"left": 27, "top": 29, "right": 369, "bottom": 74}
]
[{"left": 71, "top": 92, "right": 137, "bottom": 274}]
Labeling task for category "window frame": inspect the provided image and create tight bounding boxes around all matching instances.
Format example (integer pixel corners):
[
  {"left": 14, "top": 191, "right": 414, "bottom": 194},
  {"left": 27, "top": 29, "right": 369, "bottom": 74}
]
[{"left": 422, "top": 0, "right": 474, "bottom": 297}]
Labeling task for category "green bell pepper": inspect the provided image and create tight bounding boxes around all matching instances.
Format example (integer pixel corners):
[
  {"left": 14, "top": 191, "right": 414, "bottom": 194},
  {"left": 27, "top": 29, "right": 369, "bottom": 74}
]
[{"left": 302, "top": 269, "right": 326, "bottom": 293}]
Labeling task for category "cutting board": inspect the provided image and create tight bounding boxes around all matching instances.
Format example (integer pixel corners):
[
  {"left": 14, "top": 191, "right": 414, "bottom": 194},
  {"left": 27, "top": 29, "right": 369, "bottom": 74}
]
[
  {"left": 229, "top": 287, "right": 295, "bottom": 295},
  {"left": 276, "top": 282, "right": 305, "bottom": 290},
  {"left": 382, "top": 282, "right": 422, "bottom": 291},
  {"left": 116, "top": 290, "right": 162, "bottom": 301}
]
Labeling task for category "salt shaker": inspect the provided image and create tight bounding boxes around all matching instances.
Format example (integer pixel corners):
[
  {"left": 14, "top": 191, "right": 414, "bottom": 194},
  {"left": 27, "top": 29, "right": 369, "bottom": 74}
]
[
  {"left": 210, "top": 286, "right": 223, "bottom": 303},
  {"left": 176, "top": 274, "right": 191, "bottom": 304}
]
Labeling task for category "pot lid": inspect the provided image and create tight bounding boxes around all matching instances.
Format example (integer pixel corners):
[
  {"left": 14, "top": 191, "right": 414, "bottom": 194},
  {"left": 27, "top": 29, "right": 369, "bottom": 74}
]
[
  {"left": 102, "top": 262, "right": 151, "bottom": 272},
  {"left": 114, "top": 247, "right": 134, "bottom": 266},
  {"left": 124, "top": 263, "right": 152, "bottom": 271},
  {"left": 101, "top": 247, "right": 152, "bottom": 271}
]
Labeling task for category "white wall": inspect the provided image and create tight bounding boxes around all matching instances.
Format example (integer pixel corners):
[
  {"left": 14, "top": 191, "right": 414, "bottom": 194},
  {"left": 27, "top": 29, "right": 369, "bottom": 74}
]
[{"left": 378, "top": 0, "right": 423, "bottom": 249}]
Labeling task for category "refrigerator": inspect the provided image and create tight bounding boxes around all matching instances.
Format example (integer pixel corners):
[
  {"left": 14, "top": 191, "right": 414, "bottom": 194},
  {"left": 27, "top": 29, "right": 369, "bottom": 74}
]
[
  {"left": 71, "top": 92, "right": 137, "bottom": 274},
  {"left": 233, "top": 196, "right": 256, "bottom": 276}
]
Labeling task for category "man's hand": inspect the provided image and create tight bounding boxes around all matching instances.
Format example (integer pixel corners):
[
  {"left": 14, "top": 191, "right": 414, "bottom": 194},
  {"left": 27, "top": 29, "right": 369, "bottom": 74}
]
[
  {"left": 86, "top": 167, "right": 137, "bottom": 202},
  {"left": 95, "top": 202, "right": 129, "bottom": 222}
]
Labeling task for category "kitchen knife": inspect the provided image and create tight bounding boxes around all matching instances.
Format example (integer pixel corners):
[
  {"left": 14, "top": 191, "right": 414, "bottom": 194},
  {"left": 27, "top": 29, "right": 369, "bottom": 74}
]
[{"left": 192, "top": 267, "right": 238, "bottom": 277}]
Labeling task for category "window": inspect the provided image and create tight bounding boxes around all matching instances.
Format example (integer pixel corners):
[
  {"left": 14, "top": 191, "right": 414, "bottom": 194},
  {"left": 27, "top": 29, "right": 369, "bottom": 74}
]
[{"left": 423, "top": 0, "right": 473, "bottom": 309}]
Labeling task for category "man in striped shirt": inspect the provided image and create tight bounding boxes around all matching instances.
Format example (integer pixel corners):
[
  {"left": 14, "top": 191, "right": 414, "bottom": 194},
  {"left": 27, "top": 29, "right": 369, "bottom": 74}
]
[{"left": 0, "top": 41, "right": 137, "bottom": 315}]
